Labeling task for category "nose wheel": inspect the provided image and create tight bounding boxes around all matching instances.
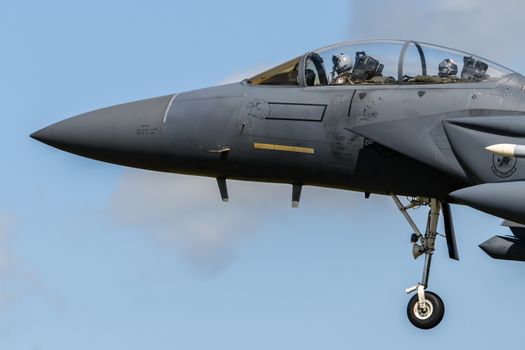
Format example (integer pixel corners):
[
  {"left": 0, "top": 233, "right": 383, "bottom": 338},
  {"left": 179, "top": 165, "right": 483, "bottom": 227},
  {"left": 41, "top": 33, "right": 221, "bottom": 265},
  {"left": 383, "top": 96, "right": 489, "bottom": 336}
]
[
  {"left": 407, "top": 290, "right": 444, "bottom": 329},
  {"left": 392, "top": 196, "right": 453, "bottom": 330}
]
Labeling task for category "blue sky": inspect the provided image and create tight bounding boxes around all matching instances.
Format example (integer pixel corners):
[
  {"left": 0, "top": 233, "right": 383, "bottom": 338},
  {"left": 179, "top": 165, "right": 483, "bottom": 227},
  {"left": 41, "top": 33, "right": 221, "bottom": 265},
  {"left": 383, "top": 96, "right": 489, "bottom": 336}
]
[{"left": 2, "top": 0, "right": 525, "bottom": 349}]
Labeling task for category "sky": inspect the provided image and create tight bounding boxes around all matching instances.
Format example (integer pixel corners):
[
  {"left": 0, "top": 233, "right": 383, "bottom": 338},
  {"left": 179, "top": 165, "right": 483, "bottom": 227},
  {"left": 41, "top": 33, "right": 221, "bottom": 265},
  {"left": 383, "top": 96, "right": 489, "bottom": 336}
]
[{"left": 2, "top": 0, "right": 525, "bottom": 349}]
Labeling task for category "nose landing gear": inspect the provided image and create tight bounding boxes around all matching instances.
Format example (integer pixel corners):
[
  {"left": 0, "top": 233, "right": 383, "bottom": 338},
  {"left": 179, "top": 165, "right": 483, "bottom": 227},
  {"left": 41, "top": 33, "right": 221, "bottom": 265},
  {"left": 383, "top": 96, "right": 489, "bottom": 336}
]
[
  {"left": 392, "top": 196, "right": 453, "bottom": 329},
  {"left": 407, "top": 289, "right": 445, "bottom": 329}
]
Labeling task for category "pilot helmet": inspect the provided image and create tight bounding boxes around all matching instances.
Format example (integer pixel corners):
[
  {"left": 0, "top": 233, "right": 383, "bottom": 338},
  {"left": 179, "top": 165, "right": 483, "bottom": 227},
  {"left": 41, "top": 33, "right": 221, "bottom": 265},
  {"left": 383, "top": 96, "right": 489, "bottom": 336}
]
[
  {"left": 438, "top": 58, "right": 458, "bottom": 77},
  {"left": 332, "top": 53, "right": 353, "bottom": 74}
]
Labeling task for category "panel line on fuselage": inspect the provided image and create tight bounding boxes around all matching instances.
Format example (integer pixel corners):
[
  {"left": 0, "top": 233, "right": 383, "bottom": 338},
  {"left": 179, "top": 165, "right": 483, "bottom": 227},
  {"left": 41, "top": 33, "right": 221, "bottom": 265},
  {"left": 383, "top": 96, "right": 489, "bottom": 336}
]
[{"left": 162, "top": 94, "right": 179, "bottom": 124}]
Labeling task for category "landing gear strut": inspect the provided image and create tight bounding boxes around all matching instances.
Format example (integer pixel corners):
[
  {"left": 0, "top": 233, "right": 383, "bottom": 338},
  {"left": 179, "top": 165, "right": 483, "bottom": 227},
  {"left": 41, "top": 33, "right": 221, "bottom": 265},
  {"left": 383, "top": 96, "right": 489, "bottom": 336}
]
[{"left": 392, "top": 196, "right": 446, "bottom": 329}]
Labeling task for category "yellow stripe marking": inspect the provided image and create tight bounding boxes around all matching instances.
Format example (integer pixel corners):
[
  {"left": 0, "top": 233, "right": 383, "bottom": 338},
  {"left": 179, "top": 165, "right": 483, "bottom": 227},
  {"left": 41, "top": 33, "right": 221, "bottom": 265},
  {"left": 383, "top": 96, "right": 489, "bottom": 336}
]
[{"left": 253, "top": 143, "right": 315, "bottom": 154}]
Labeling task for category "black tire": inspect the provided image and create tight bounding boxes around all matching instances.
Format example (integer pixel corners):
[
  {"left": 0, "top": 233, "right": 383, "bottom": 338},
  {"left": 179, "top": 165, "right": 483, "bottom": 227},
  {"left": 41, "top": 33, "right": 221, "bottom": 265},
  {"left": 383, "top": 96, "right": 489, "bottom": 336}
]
[{"left": 406, "top": 291, "right": 445, "bottom": 329}]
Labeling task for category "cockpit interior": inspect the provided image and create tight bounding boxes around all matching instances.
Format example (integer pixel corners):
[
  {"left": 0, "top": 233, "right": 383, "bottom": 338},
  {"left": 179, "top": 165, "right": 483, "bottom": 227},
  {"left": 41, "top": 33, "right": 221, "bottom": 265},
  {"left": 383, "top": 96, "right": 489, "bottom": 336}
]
[{"left": 247, "top": 40, "right": 513, "bottom": 87}]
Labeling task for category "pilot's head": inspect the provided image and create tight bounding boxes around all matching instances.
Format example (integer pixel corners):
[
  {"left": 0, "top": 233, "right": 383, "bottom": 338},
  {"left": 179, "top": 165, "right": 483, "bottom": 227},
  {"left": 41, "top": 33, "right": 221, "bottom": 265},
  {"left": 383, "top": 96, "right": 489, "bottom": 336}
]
[
  {"left": 332, "top": 53, "right": 353, "bottom": 74},
  {"left": 438, "top": 59, "right": 458, "bottom": 77}
]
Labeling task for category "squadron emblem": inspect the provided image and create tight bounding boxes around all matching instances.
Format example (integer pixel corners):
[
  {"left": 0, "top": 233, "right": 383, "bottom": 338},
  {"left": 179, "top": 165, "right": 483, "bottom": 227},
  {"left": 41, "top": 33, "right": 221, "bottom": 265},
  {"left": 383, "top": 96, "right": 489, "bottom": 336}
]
[{"left": 491, "top": 154, "right": 517, "bottom": 178}]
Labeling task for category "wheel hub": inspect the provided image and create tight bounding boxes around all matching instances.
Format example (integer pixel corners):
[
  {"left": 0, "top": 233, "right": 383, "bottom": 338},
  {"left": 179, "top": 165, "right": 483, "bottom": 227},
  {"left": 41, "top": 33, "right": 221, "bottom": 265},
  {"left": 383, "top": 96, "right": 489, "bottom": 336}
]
[{"left": 414, "top": 300, "right": 433, "bottom": 320}]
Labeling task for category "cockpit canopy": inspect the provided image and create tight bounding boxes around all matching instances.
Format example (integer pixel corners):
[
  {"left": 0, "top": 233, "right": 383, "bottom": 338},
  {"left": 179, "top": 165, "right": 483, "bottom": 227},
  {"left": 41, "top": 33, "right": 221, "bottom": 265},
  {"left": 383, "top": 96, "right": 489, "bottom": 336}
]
[{"left": 247, "top": 40, "right": 514, "bottom": 86}]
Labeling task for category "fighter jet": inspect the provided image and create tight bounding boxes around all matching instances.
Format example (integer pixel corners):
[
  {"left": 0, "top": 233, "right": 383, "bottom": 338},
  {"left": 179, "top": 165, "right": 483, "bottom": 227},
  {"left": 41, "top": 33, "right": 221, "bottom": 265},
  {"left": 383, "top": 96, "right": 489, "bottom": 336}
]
[{"left": 31, "top": 39, "right": 525, "bottom": 329}]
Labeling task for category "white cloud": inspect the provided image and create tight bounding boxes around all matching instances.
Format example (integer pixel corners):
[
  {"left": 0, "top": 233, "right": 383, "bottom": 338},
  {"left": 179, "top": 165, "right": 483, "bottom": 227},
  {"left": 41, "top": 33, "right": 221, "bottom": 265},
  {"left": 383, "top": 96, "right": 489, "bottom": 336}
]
[
  {"left": 106, "top": 170, "right": 369, "bottom": 274},
  {"left": 0, "top": 213, "right": 63, "bottom": 313},
  {"left": 349, "top": 0, "right": 525, "bottom": 68},
  {"left": 440, "top": 0, "right": 478, "bottom": 12},
  {"left": 106, "top": 171, "right": 284, "bottom": 274},
  {"left": 0, "top": 213, "right": 32, "bottom": 310}
]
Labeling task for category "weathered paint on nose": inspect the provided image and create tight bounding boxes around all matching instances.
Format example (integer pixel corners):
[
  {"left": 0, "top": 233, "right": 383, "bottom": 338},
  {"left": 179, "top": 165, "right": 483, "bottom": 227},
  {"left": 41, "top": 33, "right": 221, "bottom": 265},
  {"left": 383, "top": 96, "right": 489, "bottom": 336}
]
[{"left": 31, "top": 94, "right": 176, "bottom": 170}]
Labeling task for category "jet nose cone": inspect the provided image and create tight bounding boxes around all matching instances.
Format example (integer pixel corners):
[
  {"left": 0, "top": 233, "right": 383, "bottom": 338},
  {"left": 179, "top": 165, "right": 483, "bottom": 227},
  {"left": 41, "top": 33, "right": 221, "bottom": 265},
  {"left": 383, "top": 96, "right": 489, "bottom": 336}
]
[
  {"left": 31, "top": 94, "right": 176, "bottom": 168},
  {"left": 30, "top": 119, "right": 78, "bottom": 148},
  {"left": 30, "top": 128, "right": 50, "bottom": 143}
]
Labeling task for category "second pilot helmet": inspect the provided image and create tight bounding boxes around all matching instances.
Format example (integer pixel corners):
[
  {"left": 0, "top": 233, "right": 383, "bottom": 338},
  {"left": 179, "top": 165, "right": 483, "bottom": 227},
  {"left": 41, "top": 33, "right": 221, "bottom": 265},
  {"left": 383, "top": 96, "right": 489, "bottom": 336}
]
[
  {"left": 438, "top": 58, "right": 458, "bottom": 77},
  {"left": 332, "top": 53, "right": 353, "bottom": 74}
]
